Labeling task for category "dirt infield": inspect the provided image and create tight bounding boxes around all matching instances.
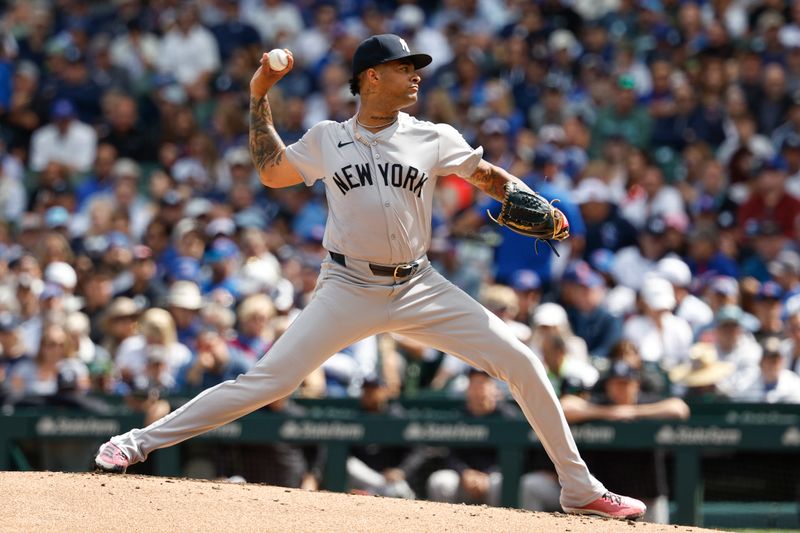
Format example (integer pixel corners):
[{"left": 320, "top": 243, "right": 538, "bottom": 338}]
[{"left": 0, "top": 472, "right": 728, "bottom": 533}]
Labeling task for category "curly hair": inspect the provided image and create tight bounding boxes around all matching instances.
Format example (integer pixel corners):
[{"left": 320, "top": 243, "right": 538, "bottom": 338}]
[{"left": 349, "top": 76, "right": 360, "bottom": 96}]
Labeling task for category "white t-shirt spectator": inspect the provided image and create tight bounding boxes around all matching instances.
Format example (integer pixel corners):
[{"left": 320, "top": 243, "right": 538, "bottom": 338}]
[
  {"left": 110, "top": 31, "right": 160, "bottom": 82},
  {"left": 29, "top": 120, "right": 97, "bottom": 172},
  {"left": 115, "top": 335, "right": 192, "bottom": 379},
  {"left": 732, "top": 369, "right": 800, "bottom": 403},
  {"left": 623, "top": 312, "right": 693, "bottom": 370},
  {"left": 157, "top": 24, "right": 221, "bottom": 85},
  {"left": 244, "top": 0, "right": 304, "bottom": 46}
]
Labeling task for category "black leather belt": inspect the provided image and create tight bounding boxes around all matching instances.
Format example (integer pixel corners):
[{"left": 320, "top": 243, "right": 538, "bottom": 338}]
[{"left": 330, "top": 252, "right": 420, "bottom": 279}]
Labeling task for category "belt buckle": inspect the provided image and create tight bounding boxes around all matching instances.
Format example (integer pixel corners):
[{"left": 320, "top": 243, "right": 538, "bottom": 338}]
[{"left": 393, "top": 262, "right": 418, "bottom": 280}]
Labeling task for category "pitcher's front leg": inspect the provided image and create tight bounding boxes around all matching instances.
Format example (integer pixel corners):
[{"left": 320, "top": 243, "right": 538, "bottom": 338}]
[{"left": 106, "top": 274, "right": 385, "bottom": 465}]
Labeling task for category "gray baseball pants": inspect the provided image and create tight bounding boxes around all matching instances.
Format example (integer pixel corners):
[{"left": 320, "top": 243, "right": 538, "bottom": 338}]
[{"left": 110, "top": 256, "right": 605, "bottom": 507}]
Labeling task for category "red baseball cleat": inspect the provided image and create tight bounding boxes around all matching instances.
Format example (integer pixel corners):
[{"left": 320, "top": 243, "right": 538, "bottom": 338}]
[
  {"left": 94, "top": 441, "right": 130, "bottom": 474},
  {"left": 563, "top": 492, "right": 647, "bottom": 520}
]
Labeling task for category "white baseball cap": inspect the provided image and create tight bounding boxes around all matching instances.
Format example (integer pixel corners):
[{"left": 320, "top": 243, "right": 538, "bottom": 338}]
[
  {"left": 166, "top": 281, "right": 203, "bottom": 310},
  {"left": 656, "top": 257, "right": 692, "bottom": 288},
  {"left": 573, "top": 177, "right": 613, "bottom": 205},
  {"left": 533, "top": 302, "right": 569, "bottom": 327},
  {"left": 640, "top": 276, "right": 676, "bottom": 311},
  {"left": 44, "top": 261, "right": 77, "bottom": 290}
]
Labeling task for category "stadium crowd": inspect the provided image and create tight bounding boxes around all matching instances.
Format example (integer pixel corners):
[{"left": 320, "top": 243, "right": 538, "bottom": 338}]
[{"left": 1, "top": 0, "right": 800, "bottom": 520}]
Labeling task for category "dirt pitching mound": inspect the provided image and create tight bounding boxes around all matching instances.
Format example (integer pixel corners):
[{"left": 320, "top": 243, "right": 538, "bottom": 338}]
[{"left": 0, "top": 472, "right": 727, "bottom": 533}]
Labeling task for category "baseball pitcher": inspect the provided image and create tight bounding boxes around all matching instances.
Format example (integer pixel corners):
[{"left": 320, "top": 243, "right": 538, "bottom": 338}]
[{"left": 95, "top": 34, "right": 645, "bottom": 520}]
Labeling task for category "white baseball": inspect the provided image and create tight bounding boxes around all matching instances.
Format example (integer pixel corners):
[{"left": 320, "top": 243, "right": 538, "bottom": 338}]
[{"left": 267, "top": 49, "right": 289, "bottom": 72}]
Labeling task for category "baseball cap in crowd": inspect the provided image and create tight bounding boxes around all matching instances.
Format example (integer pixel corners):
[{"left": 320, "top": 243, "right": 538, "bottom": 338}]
[
  {"left": 50, "top": 99, "right": 76, "bottom": 120},
  {"left": 107, "top": 231, "right": 131, "bottom": 250},
  {"left": 643, "top": 215, "right": 667, "bottom": 236},
  {"left": 589, "top": 248, "right": 615, "bottom": 274},
  {"left": 481, "top": 117, "right": 510, "bottom": 136},
  {"left": 768, "top": 250, "right": 800, "bottom": 278},
  {"left": 757, "top": 281, "right": 784, "bottom": 300},
  {"left": 160, "top": 189, "right": 183, "bottom": 208},
  {"left": 166, "top": 281, "right": 203, "bottom": 310},
  {"left": 716, "top": 304, "right": 745, "bottom": 326},
  {"left": 170, "top": 256, "right": 201, "bottom": 281},
  {"left": 103, "top": 297, "right": 141, "bottom": 325},
  {"left": 394, "top": 4, "right": 425, "bottom": 30},
  {"left": 44, "top": 261, "right": 77, "bottom": 290},
  {"left": 351, "top": 33, "right": 432, "bottom": 77},
  {"left": 640, "top": 275, "right": 676, "bottom": 311},
  {"left": 617, "top": 73, "right": 636, "bottom": 91},
  {"left": 573, "top": 177, "right": 612, "bottom": 205},
  {"left": 655, "top": 257, "right": 692, "bottom": 288},
  {"left": 0, "top": 312, "right": 20, "bottom": 332},
  {"left": 204, "top": 237, "right": 239, "bottom": 264},
  {"left": 606, "top": 360, "right": 641, "bottom": 381},
  {"left": 40, "top": 282, "right": 64, "bottom": 301},
  {"left": 562, "top": 261, "right": 604, "bottom": 288},
  {"left": 755, "top": 219, "right": 783, "bottom": 238},
  {"left": 754, "top": 155, "right": 788, "bottom": 174},
  {"left": 532, "top": 144, "right": 558, "bottom": 168},
  {"left": 709, "top": 275, "right": 739, "bottom": 297},
  {"left": 44, "top": 206, "right": 70, "bottom": 229},
  {"left": 234, "top": 210, "right": 267, "bottom": 231},
  {"left": 206, "top": 217, "right": 236, "bottom": 238},
  {"left": 224, "top": 147, "right": 252, "bottom": 168},
  {"left": 171, "top": 158, "right": 209, "bottom": 186},
  {"left": 112, "top": 158, "right": 141, "bottom": 181},
  {"left": 533, "top": 302, "right": 568, "bottom": 328},
  {"left": 185, "top": 198, "right": 214, "bottom": 219},
  {"left": 782, "top": 133, "right": 800, "bottom": 151},
  {"left": 509, "top": 269, "right": 541, "bottom": 292},
  {"left": 548, "top": 29, "right": 579, "bottom": 56}
]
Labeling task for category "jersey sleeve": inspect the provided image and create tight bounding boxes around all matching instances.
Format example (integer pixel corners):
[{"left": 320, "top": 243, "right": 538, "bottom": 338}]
[
  {"left": 433, "top": 123, "right": 484, "bottom": 177},
  {"left": 284, "top": 121, "right": 331, "bottom": 186}
]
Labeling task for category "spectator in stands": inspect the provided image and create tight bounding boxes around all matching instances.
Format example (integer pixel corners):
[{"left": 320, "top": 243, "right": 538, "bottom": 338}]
[
  {"left": 538, "top": 332, "right": 598, "bottom": 396},
  {"left": 654, "top": 257, "right": 714, "bottom": 334},
  {"left": 752, "top": 281, "right": 785, "bottom": 341},
  {"left": 669, "top": 343, "right": 735, "bottom": 401},
  {"left": 426, "top": 369, "right": 520, "bottom": 506},
  {"left": 611, "top": 216, "right": 673, "bottom": 291},
  {"left": 29, "top": 99, "right": 97, "bottom": 173},
  {"left": 165, "top": 281, "right": 204, "bottom": 353},
  {"left": 114, "top": 307, "right": 191, "bottom": 392},
  {"left": 561, "top": 261, "right": 623, "bottom": 359},
  {"left": 695, "top": 305, "right": 762, "bottom": 397},
  {"left": 157, "top": 5, "right": 221, "bottom": 101},
  {"left": 732, "top": 336, "right": 800, "bottom": 403},
  {"left": 176, "top": 329, "right": 251, "bottom": 392},
  {"left": 6, "top": 323, "right": 86, "bottom": 399},
  {"left": 229, "top": 294, "right": 275, "bottom": 364},
  {"left": 574, "top": 177, "right": 638, "bottom": 259},
  {"left": 521, "top": 360, "right": 689, "bottom": 523},
  {"left": 740, "top": 219, "right": 791, "bottom": 282},
  {"left": 589, "top": 74, "right": 653, "bottom": 158},
  {"left": 738, "top": 158, "right": 800, "bottom": 242},
  {"left": 530, "top": 302, "right": 589, "bottom": 366},
  {"left": 623, "top": 276, "right": 693, "bottom": 372},
  {"left": 779, "top": 309, "right": 800, "bottom": 374},
  {"left": 507, "top": 269, "right": 542, "bottom": 326}
]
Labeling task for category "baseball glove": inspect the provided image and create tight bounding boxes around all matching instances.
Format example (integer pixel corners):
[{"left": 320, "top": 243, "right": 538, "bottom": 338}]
[{"left": 487, "top": 183, "right": 570, "bottom": 255}]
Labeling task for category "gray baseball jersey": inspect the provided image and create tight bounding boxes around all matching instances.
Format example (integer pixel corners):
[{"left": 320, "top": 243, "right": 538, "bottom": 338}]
[{"left": 285, "top": 113, "right": 482, "bottom": 264}]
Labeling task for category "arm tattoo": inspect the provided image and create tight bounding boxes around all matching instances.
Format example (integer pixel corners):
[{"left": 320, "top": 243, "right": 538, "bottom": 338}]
[
  {"left": 466, "top": 163, "right": 512, "bottom": 201},
  {"left": 249, "top": 95, "right": 285, "bottom": 171}
]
